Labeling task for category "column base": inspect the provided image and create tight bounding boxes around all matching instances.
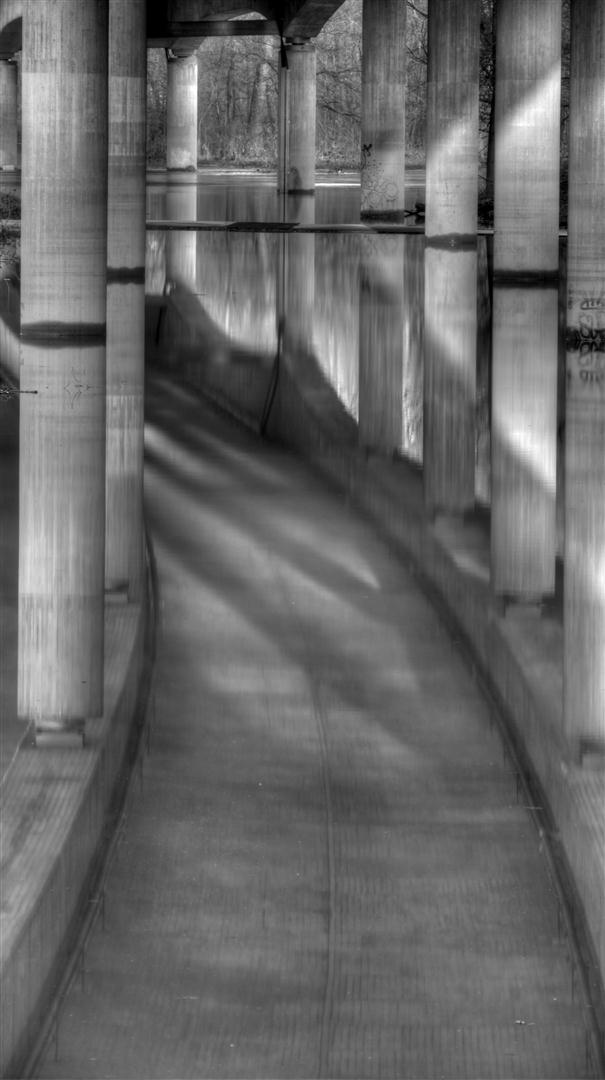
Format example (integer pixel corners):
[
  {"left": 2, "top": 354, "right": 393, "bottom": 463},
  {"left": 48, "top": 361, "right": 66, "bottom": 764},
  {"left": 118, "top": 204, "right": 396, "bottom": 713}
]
[
  {"left": 35, "top": 720, "right": 86, "bottom": 749},
  {"left": 166, "top": 165, "right": 197, "bottom": 173}
]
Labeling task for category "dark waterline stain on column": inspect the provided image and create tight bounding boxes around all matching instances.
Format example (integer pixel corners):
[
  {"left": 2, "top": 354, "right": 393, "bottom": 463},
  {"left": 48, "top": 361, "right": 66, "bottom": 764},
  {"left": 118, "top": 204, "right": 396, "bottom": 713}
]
[
  {"left": 107, "top": 267, "right": 145, "bottom": 285},
  {"left": 20, "top": 323, "right": 106, "bottom": 346}
]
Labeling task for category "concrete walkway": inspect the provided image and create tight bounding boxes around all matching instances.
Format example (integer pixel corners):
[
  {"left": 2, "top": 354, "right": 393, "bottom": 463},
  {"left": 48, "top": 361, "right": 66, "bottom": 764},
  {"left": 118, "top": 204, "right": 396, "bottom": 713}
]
[{"left": 35, "top": 371, "right": 590, "bottom": 1079}]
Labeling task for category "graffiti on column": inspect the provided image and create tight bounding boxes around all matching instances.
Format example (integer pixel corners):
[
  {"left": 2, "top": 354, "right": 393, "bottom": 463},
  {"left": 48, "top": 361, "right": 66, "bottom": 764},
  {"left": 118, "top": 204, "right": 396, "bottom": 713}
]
[
  {"left": 566, "top": 297, "right": 605, "bottom": 393},
  {"left": 360, "top": 143, "right": 399, "bottom": 209},
  {"left": 64, "top": 371, "right": 93, "bottom": 408}
]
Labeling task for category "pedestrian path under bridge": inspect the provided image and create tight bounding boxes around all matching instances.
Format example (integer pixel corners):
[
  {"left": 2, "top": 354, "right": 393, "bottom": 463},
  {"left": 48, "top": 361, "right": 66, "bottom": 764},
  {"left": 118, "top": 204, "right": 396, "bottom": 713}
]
[{"left": 30, "top": 367, "right": 595, "bottom": 1080}]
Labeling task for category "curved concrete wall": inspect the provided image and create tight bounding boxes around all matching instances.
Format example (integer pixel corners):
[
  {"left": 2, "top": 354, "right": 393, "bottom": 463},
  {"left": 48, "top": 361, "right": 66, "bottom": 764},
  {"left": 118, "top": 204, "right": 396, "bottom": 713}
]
[{"left": 0, "top": 597, "right": 149, "bottom": 1078}]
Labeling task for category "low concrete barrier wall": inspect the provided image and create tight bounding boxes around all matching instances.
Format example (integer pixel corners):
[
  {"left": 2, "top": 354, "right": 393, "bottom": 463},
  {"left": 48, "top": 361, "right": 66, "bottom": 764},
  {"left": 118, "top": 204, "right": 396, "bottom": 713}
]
[{"left": 0, "top": 599, "right": 148, "bottom": 1078}]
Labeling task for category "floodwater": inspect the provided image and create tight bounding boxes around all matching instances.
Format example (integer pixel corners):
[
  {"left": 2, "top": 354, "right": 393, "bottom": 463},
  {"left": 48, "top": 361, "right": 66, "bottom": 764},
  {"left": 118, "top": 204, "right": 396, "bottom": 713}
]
[{"left": 146, "top": 170, "right": 494, "bottom": 501}]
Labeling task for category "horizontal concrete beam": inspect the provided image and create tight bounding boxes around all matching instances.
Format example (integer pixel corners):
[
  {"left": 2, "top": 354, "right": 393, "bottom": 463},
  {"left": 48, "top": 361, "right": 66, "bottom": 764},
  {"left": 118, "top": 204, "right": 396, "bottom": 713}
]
[
  {"left": 148, "top": 19, "right": 279, "bottom": 47},
  {"left": 0, "top": 15, "right": 22, "bottom": 59},
  {"left": 147, "top": 1, "right": 345, "bottom": 42},
  {"left": 163, "top": 0, "right": 273, "bottom": 17},
  {"left": 280, "top": 0, "right": 345, "bottom": 39}
]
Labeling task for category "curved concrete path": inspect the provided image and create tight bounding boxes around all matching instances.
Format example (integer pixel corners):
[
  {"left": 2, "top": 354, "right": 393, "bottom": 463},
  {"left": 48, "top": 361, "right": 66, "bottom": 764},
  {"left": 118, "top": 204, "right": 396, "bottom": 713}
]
[{"left": 36, "top": 371, "right": 590, "bottom": 1079}]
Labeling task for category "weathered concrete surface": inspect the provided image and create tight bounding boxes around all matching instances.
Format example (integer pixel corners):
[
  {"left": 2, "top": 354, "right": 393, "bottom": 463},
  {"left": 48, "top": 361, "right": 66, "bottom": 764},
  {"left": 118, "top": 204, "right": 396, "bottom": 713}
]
[
  {"left": 34, "top": 370, "right": 590, "bottom": 1079},
  {"left": 106, "top": 0, "right": 147, "bottom": 600},
  {"left": 278, "top": 42, "right": 316, "bottom": 194},
  {"left": 423, "top": 0, "right": 478, "bottom": 514},
  {"left": 19, "top": 0, "right": 108, "bottom": 728},
  {"left": 360, "top": 0, "right": 406, "bottom": 219},
  {"left": 564, "top": 0, "right": 605, "bottom": 748},
  {"left": 491, "top": 0, "right": 561, "bottom": 598}
]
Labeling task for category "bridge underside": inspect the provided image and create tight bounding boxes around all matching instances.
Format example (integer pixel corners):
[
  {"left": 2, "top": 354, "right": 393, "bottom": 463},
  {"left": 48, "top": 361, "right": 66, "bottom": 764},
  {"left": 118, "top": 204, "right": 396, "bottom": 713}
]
[
  {"left": 147, "top": 0, "right": 345, "bottom": 48},
  {"left": 0, "top": 0, "right": 345, "bottom": 56}
]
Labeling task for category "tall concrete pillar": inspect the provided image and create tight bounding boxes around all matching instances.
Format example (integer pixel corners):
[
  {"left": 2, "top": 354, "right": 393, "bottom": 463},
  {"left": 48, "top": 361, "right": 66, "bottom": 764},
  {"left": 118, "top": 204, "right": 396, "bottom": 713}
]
[
  {"left": 19, "top": 0, "right": 108, "bottom": 736},
  {"left": 277, "top": 42, "right": 316, "bottom": 194},
  {"left": 167, "top": 51, "right": 198, "bottom": 171},
  {"left": 277, "top": 58, "right": 288, "bottom": 196},
  {"left": 491, "top": 0, "right": 561, "bottom": 599},
  {"left": 106, "top": 0, "right": 147, "bottom": 601},
  {"left": 0, "top": 59, "right": 18, "bottom": 169},
  {"left": 564, "top": 0, "right": 605, "bottom": 754},
  {"left": 423, "top": 0, "right": 479, "bottom": 515},
  {"left": 359, "top": 234, "right": 404, "bottom": 454},
  {"left": 360, "top": 0, "right": 406, "bottom": 220}
]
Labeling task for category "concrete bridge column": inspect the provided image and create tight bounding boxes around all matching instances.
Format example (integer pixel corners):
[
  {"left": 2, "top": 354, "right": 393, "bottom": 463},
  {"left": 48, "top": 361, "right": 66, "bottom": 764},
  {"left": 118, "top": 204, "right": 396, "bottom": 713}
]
[
  {"left": 564, "top": 0, "right": 605, "bottom": 755},
  {"left": 423, "top": 0, "right": 479, "bottom": 515},
  {"left": 167, "top": 51, "right": 198, "bottom": 171},
  {"left": 360, "top": 0, "right": 406, "bottom": 220},
  {"left": 491, "top": 0, "right": 561, "bottom": 600},
  {"left": 105, "top": 0, "right": 147, "bottom": 601},
  {"left": 277, "top": 41, "right": 316, "bottom": 194},
  {"left": 0, "top": 58, "right": 18, "bottom": 169},
  {"left": 358, "top": 234, "right": 404, "bottom": 454},
  {"left": 19, "top": 0, "right": 108, "bottom": 738}
]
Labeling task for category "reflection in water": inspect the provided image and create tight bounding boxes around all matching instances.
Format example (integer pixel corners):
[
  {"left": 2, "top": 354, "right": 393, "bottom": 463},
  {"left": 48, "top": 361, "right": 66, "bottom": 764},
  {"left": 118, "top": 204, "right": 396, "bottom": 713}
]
[
  {"left": 402, "top": 237, "right": 425, "bottom": 462},
  {"left": 197, "top": 231, "right": 279, "bottom": 355},
  {"left": 143, "top": 174, "right": 567, "bottom": 512},
  {"left": 166, "top": 183, "right": 198, "bottom": 290},
  {"left": 359, "top": 233, "right": 405, "bottom": 454},
  {"left": 314, "top": 233, "right": 360, "bottom": 421}
]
